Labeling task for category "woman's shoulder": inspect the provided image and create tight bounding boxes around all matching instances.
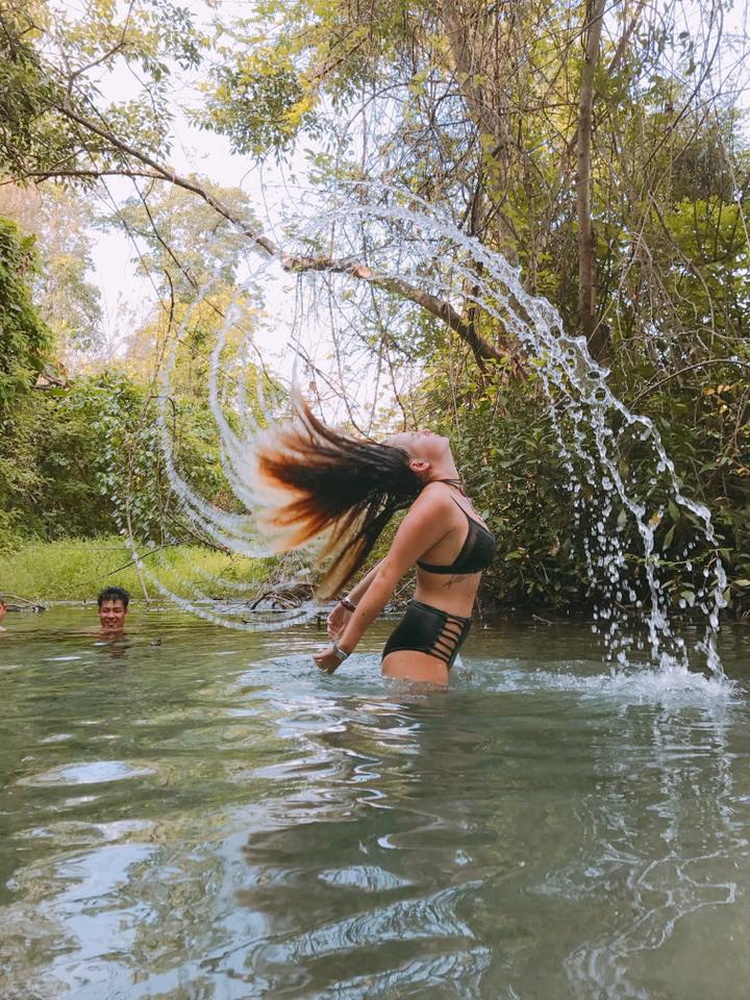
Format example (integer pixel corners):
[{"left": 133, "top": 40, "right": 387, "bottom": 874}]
[{"left": 412, "top": 480, "right": 461, "bottom": 512}]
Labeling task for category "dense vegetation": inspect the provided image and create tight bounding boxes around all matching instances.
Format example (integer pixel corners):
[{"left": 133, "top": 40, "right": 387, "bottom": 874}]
[{"left": 0, "top": 0, "right": 748, "bottom": 613}]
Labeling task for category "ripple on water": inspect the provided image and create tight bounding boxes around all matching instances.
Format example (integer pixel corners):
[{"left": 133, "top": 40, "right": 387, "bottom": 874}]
[
  {"left": 247, "top": 882, "right": 488, "bottom": 995},
  {"left": 249, "top": 946, "right": 494, "bottom": 999},
  {"left": 318, "top": 865, "right": 412, "bottom": 892},
  {"left": 21, "top": 817, "right": 153, "bottom": 847},
  {"left": 2, "top": 613, "right": 750, "bottom": 1000},
  {"left": 17, "top": 760, "right": 157, "bottom": 787}
]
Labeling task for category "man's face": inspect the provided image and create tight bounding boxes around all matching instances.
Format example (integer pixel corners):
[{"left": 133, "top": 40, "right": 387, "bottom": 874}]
[{"left": 98, "top": 599, "right": 128, "bottom": 632}]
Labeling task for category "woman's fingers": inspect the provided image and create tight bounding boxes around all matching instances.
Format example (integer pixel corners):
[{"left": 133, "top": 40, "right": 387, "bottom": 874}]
[{"left": 313, "top": 648, "right": 338, "bottom": 673}]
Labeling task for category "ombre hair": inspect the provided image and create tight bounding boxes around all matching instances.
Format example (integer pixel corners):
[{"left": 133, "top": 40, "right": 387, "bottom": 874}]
[{"left": 253, "top": 398, "right": 423, "bottom": 598}]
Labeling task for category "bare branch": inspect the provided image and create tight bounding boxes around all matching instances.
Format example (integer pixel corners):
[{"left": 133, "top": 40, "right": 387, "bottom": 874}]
[{"left": 47, "top": 100, "right": 514, "bottom": 366}]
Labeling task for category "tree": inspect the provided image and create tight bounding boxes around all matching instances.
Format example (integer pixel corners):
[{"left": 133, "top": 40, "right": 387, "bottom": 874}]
[
  {"left": 0, "top": 183, "right": 102, "bottom": 356},
  {"left": 0, "top": 0, "right": 207, "bottom": 176},
  {"left": 0, "top": 217, "right": 51, "bottom": 418},
  {"left": 188, "top": 0, "right": 750, "bottom": 365},
  {"left": 113, "top": 178, "right": 258, "bottom": 301},
  {"left": 2, "top": 0, "right": 747, "bottom": 371}
]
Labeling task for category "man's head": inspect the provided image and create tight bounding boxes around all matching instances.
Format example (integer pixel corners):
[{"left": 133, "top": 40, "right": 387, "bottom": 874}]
[{"left": 97, "top": 587, "right": 130, "bottom": 633}]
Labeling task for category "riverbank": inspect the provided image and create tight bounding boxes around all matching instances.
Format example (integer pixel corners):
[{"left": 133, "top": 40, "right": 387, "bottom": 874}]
[{"left": 0, "top": 536, "right": 277, "bottom": 604}]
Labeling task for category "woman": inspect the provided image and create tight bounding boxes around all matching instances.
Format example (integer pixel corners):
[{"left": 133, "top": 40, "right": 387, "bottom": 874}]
[{"left": 254, "top": 399, "right": 495, "bottom": 686}]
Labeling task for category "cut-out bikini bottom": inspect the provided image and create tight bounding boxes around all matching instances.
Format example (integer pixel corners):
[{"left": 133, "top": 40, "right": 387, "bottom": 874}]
[{"left": 382, "top": 599, "right": 472, "bottom": 670}]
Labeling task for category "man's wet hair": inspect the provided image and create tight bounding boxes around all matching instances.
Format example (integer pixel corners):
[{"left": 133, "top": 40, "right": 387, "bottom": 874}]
[{"left": 97, "top": 586, "right": 131, "bottom": 609}]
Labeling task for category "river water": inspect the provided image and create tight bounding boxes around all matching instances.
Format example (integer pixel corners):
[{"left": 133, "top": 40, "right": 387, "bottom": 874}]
[{"left": 1, "top": 605, "right": 749, "bottom": 999}]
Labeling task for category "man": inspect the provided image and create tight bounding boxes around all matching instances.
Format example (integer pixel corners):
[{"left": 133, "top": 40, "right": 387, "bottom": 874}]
[
  {"left": 97, "top": 587, "right": 130, "bottom": 637},
  {"left": 0, "top": 597, "right": 6, "bottom": 632}
]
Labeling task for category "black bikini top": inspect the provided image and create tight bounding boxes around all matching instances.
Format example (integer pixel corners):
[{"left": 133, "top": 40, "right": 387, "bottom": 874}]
[{"left": 416, "top": 498, "right": 496, "bottom": 575}]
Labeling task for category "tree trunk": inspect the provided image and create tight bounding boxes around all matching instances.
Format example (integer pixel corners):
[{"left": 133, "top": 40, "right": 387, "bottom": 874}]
[{"left": 577, "top": 0, "right": 606, "bottom": 359}]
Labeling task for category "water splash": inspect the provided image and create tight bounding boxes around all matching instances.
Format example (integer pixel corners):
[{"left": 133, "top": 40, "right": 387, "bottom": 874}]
[{"left": 123, "top": 185, "right": 726, "bottom": 672}]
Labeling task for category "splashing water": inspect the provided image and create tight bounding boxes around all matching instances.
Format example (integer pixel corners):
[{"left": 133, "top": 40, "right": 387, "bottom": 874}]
[{"left": 123, "top": 186, "right": 726, "bottom": 674}]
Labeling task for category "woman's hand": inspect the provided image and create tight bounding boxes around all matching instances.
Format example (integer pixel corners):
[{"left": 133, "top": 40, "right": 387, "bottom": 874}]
[
  {"left": 326, "top": 603, "right": 352, "bottom": 640},
  {"left": 313, "top": 645, "right": 342, "bottom": 674}
]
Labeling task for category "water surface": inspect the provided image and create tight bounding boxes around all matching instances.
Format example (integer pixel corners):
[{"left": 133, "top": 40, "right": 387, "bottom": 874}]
[{"left": 1, "top": 606, "right": 750, "bottom": 999}]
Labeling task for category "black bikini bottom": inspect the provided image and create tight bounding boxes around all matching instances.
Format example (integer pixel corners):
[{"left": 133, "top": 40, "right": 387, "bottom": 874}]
[{"left": 382, "top": 600, "right": 472, "bottom": 670}]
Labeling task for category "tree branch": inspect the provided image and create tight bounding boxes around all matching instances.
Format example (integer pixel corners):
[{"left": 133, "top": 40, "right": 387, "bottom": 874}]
[
  {"left": 47, "top": 99, "right": 514, "bottom": 366},
  {"left": 630, "top": 358, "right": 750, "bottom": 406}
]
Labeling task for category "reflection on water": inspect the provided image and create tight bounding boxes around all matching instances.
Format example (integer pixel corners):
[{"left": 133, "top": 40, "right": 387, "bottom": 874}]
[{"left": 1, "top": 608, "right": 750, "bottom": 998}]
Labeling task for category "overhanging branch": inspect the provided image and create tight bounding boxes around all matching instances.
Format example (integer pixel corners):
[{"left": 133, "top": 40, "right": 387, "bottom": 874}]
[{"left": 48, "top": 100, "right": 513, "bottom": 367}]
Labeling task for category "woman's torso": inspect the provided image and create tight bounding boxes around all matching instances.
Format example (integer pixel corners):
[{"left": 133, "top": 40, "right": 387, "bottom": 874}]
[{"left": 412, "top": 486, "right": 495, "bottom": 617}]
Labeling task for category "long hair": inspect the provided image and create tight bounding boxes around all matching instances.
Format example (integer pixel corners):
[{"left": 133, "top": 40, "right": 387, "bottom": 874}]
[{"left": 252, "top": 398, "right": 423, "bottom": 598}]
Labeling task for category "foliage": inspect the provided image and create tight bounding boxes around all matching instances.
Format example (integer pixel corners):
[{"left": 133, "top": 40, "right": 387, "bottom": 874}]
[
  {"left": 111, "top": 179, "right": 259, "bottom": 301},
  {"left": 196, "top": 46, "right": 319, "bottom": 158},
  {"left": 0, "top": 184, "right": 103, "bottom": 355},
  {"left": 0, "top": 3, "right": 82, "bottom": 178},
  {"left": 0, "top": 369, "right": 243, "bottom": 546},
  {"left": 0, "top": 217, "right": 52, "bottom": 421},
  {"left": 0, "top": 0, "right": 209, "bottom": 180}
]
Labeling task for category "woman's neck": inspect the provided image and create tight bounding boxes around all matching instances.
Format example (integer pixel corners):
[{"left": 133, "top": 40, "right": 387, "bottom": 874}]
[
  {"left": 423, "top": 465, "right": 464, "bottom": 496},
  {"left": 426, "top": 461, "right": 461, "bottom": 484},
  {"left": 436, "top": 476, "right": 466, "bottom": 495}
]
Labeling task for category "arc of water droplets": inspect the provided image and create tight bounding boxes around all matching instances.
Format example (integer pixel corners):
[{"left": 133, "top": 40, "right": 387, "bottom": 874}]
[
  {"left": 125, "top": 186, "right": 727, "bottom": 667},
  {"left": 119, "top": 290, "right": 314, "bottom": 629}
]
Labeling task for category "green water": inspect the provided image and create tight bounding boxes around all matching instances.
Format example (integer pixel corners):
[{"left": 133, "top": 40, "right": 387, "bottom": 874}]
[{"left": 1, "top": 606, "right": 750, "bottom": 999}]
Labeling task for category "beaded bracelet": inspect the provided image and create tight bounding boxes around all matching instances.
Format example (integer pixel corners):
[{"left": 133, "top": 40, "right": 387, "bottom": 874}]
[{"left": 339, "top": 597, "right": 356, "bottom": 612}]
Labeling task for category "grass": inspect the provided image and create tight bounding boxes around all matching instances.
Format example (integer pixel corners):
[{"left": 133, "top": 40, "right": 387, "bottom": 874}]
[{"left": 0, "top": 536, "right": 278, "bottom": 604}]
